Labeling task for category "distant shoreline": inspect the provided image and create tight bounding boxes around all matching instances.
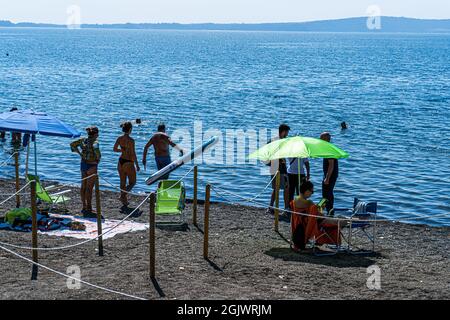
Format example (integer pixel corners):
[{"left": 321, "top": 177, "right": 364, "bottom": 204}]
[{"left": 1, "top": 16, "right": 450, "bottom": 33}]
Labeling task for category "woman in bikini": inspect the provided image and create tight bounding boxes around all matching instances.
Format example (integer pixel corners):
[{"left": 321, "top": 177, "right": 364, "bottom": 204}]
[
  {"left": 70, "top": 126, "right": 101, "bottom": 217},
  {"left": 114, "top": 121, "right": 140, "bottom": 207}
]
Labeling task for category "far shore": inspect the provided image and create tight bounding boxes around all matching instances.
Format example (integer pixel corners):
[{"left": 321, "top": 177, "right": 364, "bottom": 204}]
[{"left": 0, "top": 177, "right": 448, "bottom": 300}]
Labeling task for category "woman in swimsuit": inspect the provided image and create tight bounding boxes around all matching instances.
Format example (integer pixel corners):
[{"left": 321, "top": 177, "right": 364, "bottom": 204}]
[
  {"left": 114, "top": 121, "right": 140, "bottom": 207},
  {"left": 70, "top": 126, "right": 101, "bottom": 217}
]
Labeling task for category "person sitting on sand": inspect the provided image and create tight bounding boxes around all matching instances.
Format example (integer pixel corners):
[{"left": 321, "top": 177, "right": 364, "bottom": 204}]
[
  {"left": 142, "top": 123, "right": 184, "bottom": 180},
  {"left": 70, "top": 126, "right": 101, "bottom": 217},
  {"left": 114, "top": 121, "right": 140, "bottom": 207},
  {"left": 290, "top": 181, "right": 342, "bottom": 252}
]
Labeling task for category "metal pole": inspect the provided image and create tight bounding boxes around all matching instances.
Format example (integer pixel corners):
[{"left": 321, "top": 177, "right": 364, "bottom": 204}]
[
  {"left": 33, "top": 135, "right": 37, "bottom": 176},
  {"left": 30, "top": 180, "right": 38, "bottom": 280},
  {"left": 193, "top": 165, "right": 198, "bottom": 226},
  {"left": 203, "top": 184, "right": 211, "bottom": 259},
  {"left": 14, "top": 152, "right": 20, "bottom": 208},
  {"left": 149, "top": 192, "right": 156, "bottom": 278},
  {"left": 25, "top": 142, "right": 30, "bottom": 177},
  {"left": 274, "top": 171, "right": 280, "bottom": 232},
  {"left": 297, "top": 157, "right": 301, "bottom": 196},
  {"left": 94, "top": 175, "right": 103, "bottom": 256}
]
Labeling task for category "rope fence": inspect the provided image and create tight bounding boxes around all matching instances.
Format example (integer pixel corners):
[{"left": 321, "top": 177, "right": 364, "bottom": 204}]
[
  {"left": 0, "top": 152, "right": 18, "bottom": 168},
  {"left": 0, "top": 166, "right": 195, "bottom": 251},
  {"left": 0, "top": 162, "right": 448, "bottom": 300},
  {"left": 0, "top": 244, "right": 147, "bottom": 300},
  {"left": 0, "top": 181, "right": 32, "bottom": 206},
  {"left": 207, "top": 180, "right": 450, "bottom": 224}
]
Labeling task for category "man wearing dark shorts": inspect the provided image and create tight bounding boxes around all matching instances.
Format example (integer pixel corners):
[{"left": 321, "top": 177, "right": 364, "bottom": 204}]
[
  {"left": 143, "top": 123, "right": 184, "bottom": 180},
  {"left": 267, "top": 124, "right": 290, "bottom": 214},
  {"left": 320, "top": 132, "right": 339, "bottom": 215}
]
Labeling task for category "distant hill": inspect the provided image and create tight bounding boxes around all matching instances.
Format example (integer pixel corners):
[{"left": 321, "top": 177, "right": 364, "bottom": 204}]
[{"left": 1, "top": 17, "right": 450, "bottom": 33}]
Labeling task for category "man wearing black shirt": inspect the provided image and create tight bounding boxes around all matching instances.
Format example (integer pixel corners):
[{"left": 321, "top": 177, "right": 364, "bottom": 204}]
[
  {"left": 267, "top": 124, "right": 290, "bottom": 213},
  {"left": 320, "top": 132, "right": 339, "bottom": 215}
]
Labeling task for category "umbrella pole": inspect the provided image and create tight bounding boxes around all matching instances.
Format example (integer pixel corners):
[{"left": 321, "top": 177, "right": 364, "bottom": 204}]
[
  {"left": 298, "top": 158, "right": 301, "bottom": 197},
  {"left": 25, "top": 142, "right": 30, "bottom": 177},
  {"left": 15, "top": 152, "right": 20, "bottom": 208},
  {"left": 33, "top": 136, "right": 37, "bottom": 176}
]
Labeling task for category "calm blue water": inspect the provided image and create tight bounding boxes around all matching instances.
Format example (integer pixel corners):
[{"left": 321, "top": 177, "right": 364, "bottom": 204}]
[{"left": 0, "top": 28, "right": 449, "bottom": 226}]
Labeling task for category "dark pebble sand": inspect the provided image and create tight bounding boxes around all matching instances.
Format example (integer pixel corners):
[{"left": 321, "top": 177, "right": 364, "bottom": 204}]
[{"left": 0, "top": 178, "right": 448, "bottom": 300}]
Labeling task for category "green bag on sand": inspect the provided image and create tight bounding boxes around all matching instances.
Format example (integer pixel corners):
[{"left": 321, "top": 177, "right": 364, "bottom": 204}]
[{"left": 5, "top": 208, "right": 32, "bottom": 225}]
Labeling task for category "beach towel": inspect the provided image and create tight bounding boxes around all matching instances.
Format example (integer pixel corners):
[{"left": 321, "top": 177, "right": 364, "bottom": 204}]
[
  {"left": 40, "top": 214, "right": 149, "bottom": 240},
  {"left": 0, "top": 213, "right": 72, "bottom": 232},
  {"left": 0, "top": 213, "right": 148, "bottom": 240}
]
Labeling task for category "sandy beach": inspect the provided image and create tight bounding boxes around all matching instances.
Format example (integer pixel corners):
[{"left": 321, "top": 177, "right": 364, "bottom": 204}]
[{"left": 0, "top": 178, "right": 448, "bottom": 300}]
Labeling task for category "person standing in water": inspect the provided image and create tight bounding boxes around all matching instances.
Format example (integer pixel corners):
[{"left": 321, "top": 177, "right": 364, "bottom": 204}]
[
  {"left": 320, "top": 132, "right": 339, "bottom": 215},
  {"left": 70, "top": 126, "right": 101, "bottom": 217},
  {"left": 114, "top": 121, "right": 140, "bottom": 207},
  {"left": 142, "top": 123, "right": 184, "bottom": 180}
]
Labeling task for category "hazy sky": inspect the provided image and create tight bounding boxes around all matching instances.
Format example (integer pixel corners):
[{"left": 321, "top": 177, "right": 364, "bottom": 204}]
[{"left": 1, "top": 0, "right": 449, "bottom": 24}]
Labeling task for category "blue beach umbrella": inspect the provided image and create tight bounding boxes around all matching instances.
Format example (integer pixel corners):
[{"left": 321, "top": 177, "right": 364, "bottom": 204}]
[{"left": 0, "top": 109, "right": 81, "bottom": 175}]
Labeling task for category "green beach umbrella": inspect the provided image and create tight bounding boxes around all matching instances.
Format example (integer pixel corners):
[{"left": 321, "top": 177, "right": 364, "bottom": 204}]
[
  {"left": 249, "top": 136, "right": 349, "bottom": 161},
  {"left": 249, "top": 136, "right": 349, "bottom": 195}
]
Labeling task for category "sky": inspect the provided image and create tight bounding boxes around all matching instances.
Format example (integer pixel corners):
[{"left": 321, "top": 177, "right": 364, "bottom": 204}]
[{"left": 0, "top": 0, "right": 449, "bottom": 24}]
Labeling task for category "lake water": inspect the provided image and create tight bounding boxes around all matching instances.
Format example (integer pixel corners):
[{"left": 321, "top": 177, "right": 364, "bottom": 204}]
[{"left": 0, "top": 28, "right": 449, "bottom": 226}]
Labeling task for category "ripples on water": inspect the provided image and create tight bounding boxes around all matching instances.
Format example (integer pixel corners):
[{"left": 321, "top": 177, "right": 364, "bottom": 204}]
[{"left": 0, "top": 28, "right": 449, "bottom": 226}]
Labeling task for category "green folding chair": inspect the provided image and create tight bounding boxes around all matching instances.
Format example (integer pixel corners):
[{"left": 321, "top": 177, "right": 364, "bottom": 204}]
[
  {"left": 26, "top": 174, "right": 71, "bottom": 211},
  {"left": 155, "top": 180, "right": 187, "bottom": 229}
]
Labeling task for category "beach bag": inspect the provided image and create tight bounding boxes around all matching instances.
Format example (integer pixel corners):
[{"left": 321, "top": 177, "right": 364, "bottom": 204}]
[{"left": 5, "top": 208, "right": 32, "bottom": 225}]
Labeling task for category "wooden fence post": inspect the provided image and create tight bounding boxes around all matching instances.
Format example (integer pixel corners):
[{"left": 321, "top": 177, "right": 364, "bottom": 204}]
[
  {"left": 94, "top": 176, "right": 103, "bottom": 256},
  {"left": 274, "top": 171, "right": 280, "bottom": 232},
  {"left": 15, "top": 152, "right": 20, "bottom": 208},
  {"left": 203, "top": 184, "right": 211, "bottom": 259},
  {"left": 149, "top": 192, "right": 156, "bottom": 278},
  {"left": 193, "top": 166, "right": 198, "bottom": 226},
  {"left": 30, "top": 180, "right": 38, "bottom": 280}
]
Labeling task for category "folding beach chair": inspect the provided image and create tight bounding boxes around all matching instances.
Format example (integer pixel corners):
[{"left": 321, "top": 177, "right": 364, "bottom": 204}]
[
  {"left": 334, "top": 198, "right": 378, "bottom": 254},
  {"left": 155, "top": 180, "right": 187, "bottom": 229},
  {"left": 291, "top": 199, "right": 346, "bottom": 256},
  {"left": 310, "top": 214, "right": 347, "bottom": 256},
  {"left": 26, "top": 174, "right": 71, "bottom": 211}
]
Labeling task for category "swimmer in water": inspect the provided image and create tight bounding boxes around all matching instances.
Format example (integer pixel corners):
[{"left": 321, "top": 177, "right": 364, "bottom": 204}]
[
  {"left": 114, "top": 121, "right": 140, "bottom": 207},
  {"left": 341, "top": 121, "right": 348, "bottom": 130}
]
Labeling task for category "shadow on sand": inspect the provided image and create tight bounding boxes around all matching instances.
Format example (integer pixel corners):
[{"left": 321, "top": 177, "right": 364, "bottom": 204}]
[
  {"left": 151, "top": 276, "right": 166, "bottom": 298},
  {"left": 265, "top": 247, "right": 381, "bottom": 268},
  {"left": 205, "top": 258, "right": 223, "bottom": 272},
  {"left": 120, "top": 206, "right": 143, "bottom": 218}
]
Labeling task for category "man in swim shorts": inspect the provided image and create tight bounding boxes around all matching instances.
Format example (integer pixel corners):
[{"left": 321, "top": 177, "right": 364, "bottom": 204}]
[
  {"left": 142, "top": 123, "right": 184, "bottom": 180},
  {"left": 266, "top": 124, "right": 290, "bottom": 214},
  {"left": 320, "top": 132, "right": 339, "bottom": 215}
]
